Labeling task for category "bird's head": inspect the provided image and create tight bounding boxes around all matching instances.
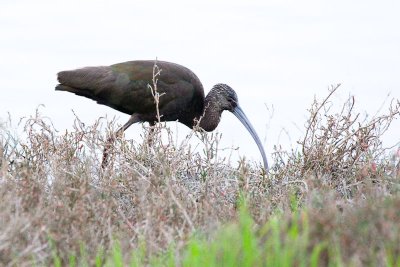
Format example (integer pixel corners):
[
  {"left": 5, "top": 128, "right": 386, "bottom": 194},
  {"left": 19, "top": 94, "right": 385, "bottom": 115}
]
[
  {"left": 210, "top": 83, "right": 239, "bottom": 112},
  {"left": 209, "top": 83, "right": 269, "bottom": 171}
]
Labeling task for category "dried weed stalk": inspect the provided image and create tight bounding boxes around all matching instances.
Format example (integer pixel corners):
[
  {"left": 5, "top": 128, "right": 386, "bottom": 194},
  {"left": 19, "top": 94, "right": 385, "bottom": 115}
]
[{"left": 273, "top": 84, "right": 400, "bottom": 198}]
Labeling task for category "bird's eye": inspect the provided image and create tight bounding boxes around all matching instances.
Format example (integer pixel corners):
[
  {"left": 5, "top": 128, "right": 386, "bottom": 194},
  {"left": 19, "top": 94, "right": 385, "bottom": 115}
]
[{"left": 228, "top": 98, "right": 237, "bottom": 107}]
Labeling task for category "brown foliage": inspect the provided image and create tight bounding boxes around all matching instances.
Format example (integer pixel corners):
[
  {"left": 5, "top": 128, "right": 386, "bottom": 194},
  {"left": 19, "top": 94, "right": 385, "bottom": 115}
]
[{"left": 0, "top": 87, "right": 399, "bottom": 266}]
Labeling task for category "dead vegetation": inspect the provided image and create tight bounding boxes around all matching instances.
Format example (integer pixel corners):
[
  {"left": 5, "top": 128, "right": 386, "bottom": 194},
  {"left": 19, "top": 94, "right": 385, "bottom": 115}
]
[
  {"left": 0, "top": 87, "right": 399, "bottom": 266},
  {"left": 272, "top": 84, "right": 400, "bottom": 197}
]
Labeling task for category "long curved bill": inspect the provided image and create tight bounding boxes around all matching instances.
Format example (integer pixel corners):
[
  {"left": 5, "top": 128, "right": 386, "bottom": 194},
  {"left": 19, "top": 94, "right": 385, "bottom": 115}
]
[{"left": 232, "top": 105, "right": 269, "bottom": 171}]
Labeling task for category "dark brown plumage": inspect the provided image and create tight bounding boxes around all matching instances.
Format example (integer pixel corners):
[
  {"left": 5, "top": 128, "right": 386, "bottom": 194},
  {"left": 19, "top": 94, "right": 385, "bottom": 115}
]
[{"left": 56, "top": 60, "right": 268, "bottom": 170}]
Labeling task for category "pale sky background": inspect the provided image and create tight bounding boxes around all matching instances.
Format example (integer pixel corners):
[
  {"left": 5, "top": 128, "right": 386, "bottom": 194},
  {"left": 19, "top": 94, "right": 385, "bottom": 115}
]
[{"left": 1, "top": 0, "right": 399, "bottom": 167}]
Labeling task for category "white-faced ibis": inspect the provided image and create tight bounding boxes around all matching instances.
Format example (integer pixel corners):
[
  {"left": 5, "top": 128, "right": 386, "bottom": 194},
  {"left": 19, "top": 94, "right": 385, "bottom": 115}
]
[{"left": 56, "top": 60, "right": 269, "bottom": 170}]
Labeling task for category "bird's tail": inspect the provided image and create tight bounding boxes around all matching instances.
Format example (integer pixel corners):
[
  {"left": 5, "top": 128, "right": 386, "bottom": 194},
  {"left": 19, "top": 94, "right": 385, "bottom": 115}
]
[
  {"left": 55, "top": 83, "right": 103, "bottom": 104},
  {"left": 55, "top": 66, "right": 117, "bottom": 102},
  {"left": 55, "top": 84, "right": 80, "bottom": 93},
  {"left": 56, "top": 66, "right": 114, "bottom": 91}
]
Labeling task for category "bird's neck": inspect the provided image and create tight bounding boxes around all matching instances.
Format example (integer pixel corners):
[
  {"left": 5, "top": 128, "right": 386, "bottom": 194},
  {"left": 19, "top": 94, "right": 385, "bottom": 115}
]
[{"left": 198, "top": 95, "right": 222, "bottom": 132}]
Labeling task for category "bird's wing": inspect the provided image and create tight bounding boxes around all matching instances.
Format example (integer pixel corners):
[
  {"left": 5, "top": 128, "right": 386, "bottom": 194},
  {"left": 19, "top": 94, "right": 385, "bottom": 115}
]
[{"left": 56, "top": 61, "right": 201, "bottom": 117}]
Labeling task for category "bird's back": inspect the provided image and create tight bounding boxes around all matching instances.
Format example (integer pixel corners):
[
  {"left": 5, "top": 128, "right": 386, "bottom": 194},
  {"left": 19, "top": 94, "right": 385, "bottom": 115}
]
[{"left": 56, "top": 60, "right": 205, "bottom": 127}]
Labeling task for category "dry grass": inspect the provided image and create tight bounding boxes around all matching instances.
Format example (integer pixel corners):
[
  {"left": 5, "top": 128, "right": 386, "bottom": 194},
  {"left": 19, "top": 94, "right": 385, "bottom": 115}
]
[{"left": 0, "top": 87, "right": 399, "bottom": 266}]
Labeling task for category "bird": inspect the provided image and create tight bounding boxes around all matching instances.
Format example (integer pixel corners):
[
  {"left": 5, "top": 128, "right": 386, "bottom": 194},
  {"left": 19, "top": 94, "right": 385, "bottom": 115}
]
[{"left": 56, "top": 60, "right": 269, "bottom": 170}]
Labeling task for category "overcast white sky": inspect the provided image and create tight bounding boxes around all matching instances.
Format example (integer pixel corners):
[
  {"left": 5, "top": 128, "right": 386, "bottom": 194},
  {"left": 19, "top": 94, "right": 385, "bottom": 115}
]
[{"left": 1, "top": 0, "right": 399, "bottom": 166}]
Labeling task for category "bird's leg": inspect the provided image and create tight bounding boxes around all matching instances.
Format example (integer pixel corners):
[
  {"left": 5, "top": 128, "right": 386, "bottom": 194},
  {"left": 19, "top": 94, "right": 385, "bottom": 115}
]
[
  {"left": 101, "top": 114, "right": 140, "bottom": 168},
  {"left": 146, "top": 122, "right": 156, "bottom": 147}
]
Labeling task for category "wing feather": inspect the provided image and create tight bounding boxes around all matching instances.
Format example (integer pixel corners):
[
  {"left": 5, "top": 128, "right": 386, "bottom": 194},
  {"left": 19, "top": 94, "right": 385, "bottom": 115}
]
[{"left": 56, "top": 60, "right": 204, "bottom": 123}]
